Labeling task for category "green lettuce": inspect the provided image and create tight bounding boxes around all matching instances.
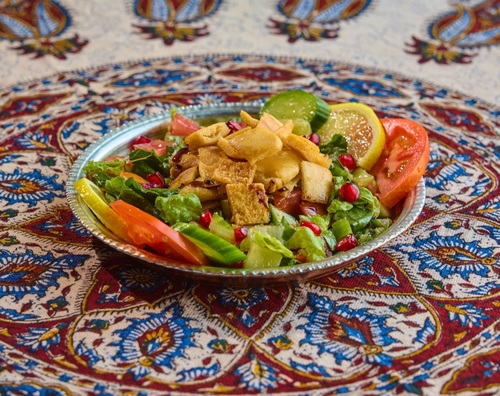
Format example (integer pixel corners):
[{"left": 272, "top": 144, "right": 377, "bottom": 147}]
[
  {"left": 333, "top": 187, "right": 380, "bottom": 232},
  {"left": 286, "top": 226, "right": 326, "bottom": 262},
  {"left": 251, "top": 231, "right": 294, "bottom": 259},
  {"left": 83, "top": 158, "right": 126, "bottom": 189},
  {"left": 105, "top": 176, "right": 178, "bottom": 216},
  {"left": 155, "top": 193, "right": 202, "bottom": 225}
]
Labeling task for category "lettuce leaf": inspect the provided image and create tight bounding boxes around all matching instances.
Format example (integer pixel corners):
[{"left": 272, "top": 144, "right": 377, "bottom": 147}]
[
  {"left": 83, "top": 158, "right": 126, "bottom": 189},
  {"left": 286, "top": 226, "right": 326, "bottom": 262},
  {"left": 155, "top": 193, "right": 202, "bottom": 225},
  {"left": 333, "top": 187, "right": 380, "bottom": 232},
  {"left": 251, "top": 231, "right": 294, "bottom": 259},
  {"left": 129, "top": 148, "right": 172, "bottom": 179},
  {"left": 105, "top": 176, "right": 178, "bottom": 216}
]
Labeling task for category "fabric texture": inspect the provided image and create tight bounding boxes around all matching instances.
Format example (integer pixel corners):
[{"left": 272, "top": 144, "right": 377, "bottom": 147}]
[{"left": 0, "top": 1, "right": 499, "bottom": 395}]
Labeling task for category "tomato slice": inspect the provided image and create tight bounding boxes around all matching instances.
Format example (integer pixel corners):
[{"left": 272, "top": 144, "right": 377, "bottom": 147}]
[
  {"left": 109, "top": 200, "right": 209, "bottom": 266},
  {"left": 170, "top": 113, "right": 201, "bottom": 136},
  {"left": 132, "top": 139, "right": 175, "bottom": 156},
  {"left": 371, "top": 118, "right": 430, "bottom": 208}
]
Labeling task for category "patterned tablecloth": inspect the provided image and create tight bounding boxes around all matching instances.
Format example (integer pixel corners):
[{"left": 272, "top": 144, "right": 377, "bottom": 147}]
[{"left": 0, "top": 1, "right": 499, "bottom": 395}]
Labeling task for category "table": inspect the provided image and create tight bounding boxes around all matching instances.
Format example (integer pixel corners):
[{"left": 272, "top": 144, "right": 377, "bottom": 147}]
[{"left": 0, "top": 1, "right": 499, "bottom": 394}]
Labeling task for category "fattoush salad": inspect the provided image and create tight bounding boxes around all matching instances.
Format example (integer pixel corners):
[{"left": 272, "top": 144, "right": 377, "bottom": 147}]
[{"left": 74, "top": 90, "right": 430, "bottom": 268}]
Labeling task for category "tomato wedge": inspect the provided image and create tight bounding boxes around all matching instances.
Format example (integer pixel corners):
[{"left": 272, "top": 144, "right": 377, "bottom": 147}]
[
  {"left": 170, "top": 113, "right": 201, "bottom": 136},
  {"left": 371, "top": 118, "right": 430, "bottom": 208},
  {"left": 132, "top": 139, "right": 175, "bottom": 156},
  {"left": 109, "top": 200, "right": 209, "bottom": 266}
]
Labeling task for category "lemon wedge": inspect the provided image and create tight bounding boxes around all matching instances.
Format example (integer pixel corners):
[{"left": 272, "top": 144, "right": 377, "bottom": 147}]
[
  {"left": 316, "top": 103, "right": 386, "bottom": 170},
  {"left": 74, "top": 178, "right": 132, "bottom": 243}
]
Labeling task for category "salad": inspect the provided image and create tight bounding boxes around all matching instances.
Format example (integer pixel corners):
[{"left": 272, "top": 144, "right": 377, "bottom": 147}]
[{"left": 74, "top": 90, "right": 430, "bottom": 269}]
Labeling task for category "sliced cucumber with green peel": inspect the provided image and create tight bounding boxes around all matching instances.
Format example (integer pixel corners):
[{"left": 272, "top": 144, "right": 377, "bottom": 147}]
[
  {"left": 260, "top": 90, "right": 330, "bottom": 132},
  {"left": 177, "top": 224, "right": 246, "bottom": 265}
]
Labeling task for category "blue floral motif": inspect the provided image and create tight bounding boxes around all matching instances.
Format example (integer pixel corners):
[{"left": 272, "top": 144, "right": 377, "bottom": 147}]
[
  {"left": 477, "top": 195, "right": 500, "bottom": 221},
  {"left": 114, "top": 266, "right": 166, "bottom": 292},
  {"left": 60, "top": 120, "right": 81, "bottom": 139},
  {"left": 91, "top": 117, "right": 117, "bottom": 135},
  {"left": 112, "top": 302, "right": 200, "bottom": 380},
  {"left": 0, "top": 384, "right": 66, "bottom": 396},
  {"left": 298, "top": 293, "right": 397, "bottom": 367},
  {"left": 75, "top": 342, "right": 104, "bottom": 367},
  {"left": 218, "top": 288, "right": 268, "bottom": 327},
  {"left": 0, "top": 307, "right": 37, "bottom": 320},
  {"left": 0, "top": 168, "right": 65, "bottom": 207},
  {"left": 413, "top": 318, "right": 435, "bottom": 344},
  {"left": 178, "top": 362, "right": 219, "bottom": 381},
  {"left": 322, "top": 77, "right": 404, "bottom": 98},
  {"left": 0, "top": 249, "right": 87, "bottom": 301},
  {"left": 378, "top": 271, "right": 400, "bottom": 287},
  {"left": 403, "top": 231, "right": 494, "bottom": 280},
  {"left": 15, "top": 130, "right": 52, "bottom": 150},
  {"left": 0, "top": 154, "right": 21, "bottom": 165},
  {"left": 290, "top": 360, "right": 332, "bottom": 377},
  {"left": 337, "top": 256, "right": 374, "bottom": 278},
  {"left": 17, "top": 323, "right": 67, "bottom": 351},
  {"left": 234, "top": 353, "right": 285, "bottom": 391},
  {"left": 428, "top": 155, "right": 491, "bottom": 201},
  {"left": 192, "top": 93, "right": 226, "bottom": 105},
  {"left": 445, "top": 302, "right": 490, "bottom": 327}
]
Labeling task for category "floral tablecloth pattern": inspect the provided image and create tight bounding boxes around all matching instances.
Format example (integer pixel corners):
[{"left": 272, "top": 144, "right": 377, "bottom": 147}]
[{"left": 0, "top": 1, "right": 499, "bottom": 395}]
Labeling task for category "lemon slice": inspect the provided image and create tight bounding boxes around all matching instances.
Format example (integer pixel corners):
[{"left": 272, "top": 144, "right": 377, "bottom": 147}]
[
  {"left": 74, "top": 178, "right": 132, "bottom": 243},
  {"left": 316, "top": 103, "right": 386, "bottom": 170}
]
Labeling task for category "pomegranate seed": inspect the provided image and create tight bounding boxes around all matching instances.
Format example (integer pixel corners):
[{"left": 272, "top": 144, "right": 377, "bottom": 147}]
[
  {"left": 230, "top": 261, "right": 244, "bottom": 268},
  {"left": 308, "top": 133, "right": 321, "bottom": 145},
  {"left": 340, "top": 182, "right": 360, "bottom": 203},
  {"left": 131, "top": 135, "right": 151, "bottom": 146},
  {"left": 336, "top": 234, "right": 358, "bottom": 251},
  {"left": 338, "top": 153, "right": 356, "bottom": 171},
  {"left": 226, "top": 119, "right": 243, "bottom": 132},
  {"left": 300, "top": 221, "right": 321, "bottom": 236},
  {"left": 146, "top": 172, "right": 165, "bottom": 188},
  {"left": 171, "top": 147, "right": 188, "bottom": 163},
  {"left": 234, "top": 227, "right": 248, "bottom": 244},
  {"left": 199, "top": 210, "right": 213, "bottom": 229}
]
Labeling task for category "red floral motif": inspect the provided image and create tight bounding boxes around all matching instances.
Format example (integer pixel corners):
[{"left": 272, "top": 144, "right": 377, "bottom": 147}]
[
  {"left": 442, "top": 348, "right": 500, "bottom": 393},
  {"left": 0, "top": 93, "right": 72, "bottom": 120},
  {"left": 421, "top": 102, "right": 495, "bottom": 136},
  {"left": 218, "top": 66, "right": 308, "bottom": 82},
  {"left": 20, "top": 208, "right": 91, "bottom": 244}
]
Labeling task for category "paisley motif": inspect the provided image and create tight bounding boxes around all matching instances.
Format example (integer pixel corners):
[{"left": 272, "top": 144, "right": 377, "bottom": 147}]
[
  {"left": 269, "top": 0, "right": 372, "bottom": 42},
  {"left": 406, "top": 0, "right": 500, "bottom": 64},
  {"left": 132, "top": 0, "right": 222, "bottom": 45},
  {"left": 0, "top": 0, "right": 87, "bottom": 58}
]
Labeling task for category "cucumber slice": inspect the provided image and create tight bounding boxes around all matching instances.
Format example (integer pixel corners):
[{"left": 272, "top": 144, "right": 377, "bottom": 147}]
[
  {"left": 260, "top": 90, "right": 330, "bottom": 132},
  {"left": 177, "top": 223, "right": 246, "bottom": 265},
  {"left": 208, "top": 213, "right": 235, "bottom": 243}
]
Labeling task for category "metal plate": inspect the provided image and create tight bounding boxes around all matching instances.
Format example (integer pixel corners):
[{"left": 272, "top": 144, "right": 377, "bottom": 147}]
[{"left": 66, "top": 102, "right": 426, "bottom": 287}]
